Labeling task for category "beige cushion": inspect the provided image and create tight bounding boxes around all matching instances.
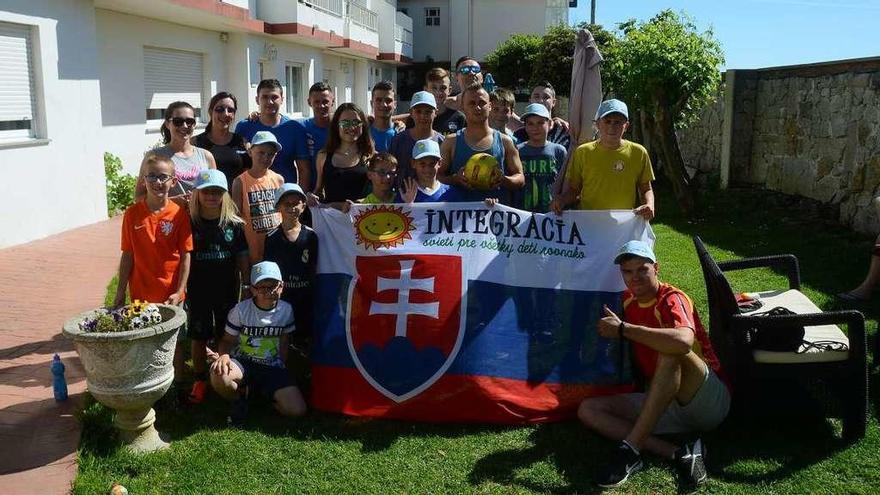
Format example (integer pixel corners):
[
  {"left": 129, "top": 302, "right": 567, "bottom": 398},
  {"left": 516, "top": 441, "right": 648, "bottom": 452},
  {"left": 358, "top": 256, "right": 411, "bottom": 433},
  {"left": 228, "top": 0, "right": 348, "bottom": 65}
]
[{"left": 742, "top": 290, "right": 850, "bottom": 364}]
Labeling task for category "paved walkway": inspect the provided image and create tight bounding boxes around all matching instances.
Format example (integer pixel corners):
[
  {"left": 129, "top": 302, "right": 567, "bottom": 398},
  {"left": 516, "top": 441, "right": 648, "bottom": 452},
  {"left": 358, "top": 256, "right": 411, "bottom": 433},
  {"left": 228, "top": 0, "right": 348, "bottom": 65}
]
[{"left": 0, "top": 217, "right": 121, "bottom": 495}]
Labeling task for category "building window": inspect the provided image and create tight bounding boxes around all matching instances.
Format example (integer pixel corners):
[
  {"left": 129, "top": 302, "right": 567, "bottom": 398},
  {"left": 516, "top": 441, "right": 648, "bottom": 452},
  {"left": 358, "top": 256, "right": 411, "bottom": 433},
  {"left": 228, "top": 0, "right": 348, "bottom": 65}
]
[
  {"left": 425, "top": 8, "right": 440, "bottom": 26},
  {"left": 0, "top": 21, "right": 39, "bottom": 142},
  {"left": 285, "top": 63, "right": 304, "bottom": 116},
  {"left": 143, "top": 46, "right": 204, "bottom": 122},
  {"left": 398, "top": 8, "right": 408, "bottom": 16}
]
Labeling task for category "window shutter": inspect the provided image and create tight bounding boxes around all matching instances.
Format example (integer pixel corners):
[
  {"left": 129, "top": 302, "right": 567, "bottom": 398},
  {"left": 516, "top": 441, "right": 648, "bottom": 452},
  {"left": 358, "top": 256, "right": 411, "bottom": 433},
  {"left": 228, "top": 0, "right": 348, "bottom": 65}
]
[
  {"left": 0, "top": 22, "right": 36, "bottom": 127},
  {"left": 143, "top": 47, "right": 203, "bottom": 118}
]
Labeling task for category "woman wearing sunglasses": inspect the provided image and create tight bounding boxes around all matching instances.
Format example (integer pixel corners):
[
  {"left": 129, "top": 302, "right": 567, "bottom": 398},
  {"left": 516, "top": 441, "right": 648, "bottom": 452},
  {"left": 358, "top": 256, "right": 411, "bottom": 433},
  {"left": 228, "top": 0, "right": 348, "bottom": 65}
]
[
  {"left": 193, "top": 92, "right": 250, "bottom": 186},
  {"left": 136, "top": 101, "right": 217, "bottom": 204},
  {"left": 308, "top": 103, "right": 375, "bottom": 207}
]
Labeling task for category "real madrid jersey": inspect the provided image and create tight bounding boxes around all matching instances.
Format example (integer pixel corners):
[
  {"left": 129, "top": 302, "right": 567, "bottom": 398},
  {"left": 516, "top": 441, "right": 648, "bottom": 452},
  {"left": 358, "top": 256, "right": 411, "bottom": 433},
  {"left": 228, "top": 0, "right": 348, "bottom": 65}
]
[
  {"left": 566, "top": 140, "right": 655, "bottom": 211},
  {"left": 225, "top": 298, "right": 295, "bottom": 368}
]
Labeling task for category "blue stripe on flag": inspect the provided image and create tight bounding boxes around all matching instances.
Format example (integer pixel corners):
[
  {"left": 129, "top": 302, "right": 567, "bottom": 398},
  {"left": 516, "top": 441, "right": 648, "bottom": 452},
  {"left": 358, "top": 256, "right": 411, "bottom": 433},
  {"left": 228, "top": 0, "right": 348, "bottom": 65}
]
[{"left": 312, "top": 274, "right": 632, "bottom": 384}]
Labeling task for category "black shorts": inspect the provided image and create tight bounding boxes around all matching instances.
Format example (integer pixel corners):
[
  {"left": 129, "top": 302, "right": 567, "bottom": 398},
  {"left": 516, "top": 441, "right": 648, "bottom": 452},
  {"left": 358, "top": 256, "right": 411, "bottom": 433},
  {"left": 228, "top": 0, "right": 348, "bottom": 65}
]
[
  {"left": 186, "top": 297, "right": 236, "bottom": 341},
  {"left": 232, "top": 358, "right": 293, "bottom": 399}
]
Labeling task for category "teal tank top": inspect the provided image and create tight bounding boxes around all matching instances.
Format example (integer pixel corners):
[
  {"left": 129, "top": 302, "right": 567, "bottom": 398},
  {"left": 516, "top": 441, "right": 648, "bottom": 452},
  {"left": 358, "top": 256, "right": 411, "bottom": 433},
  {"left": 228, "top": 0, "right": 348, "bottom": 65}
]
[{"left": 449, "top": 129, "right": 505, "bottom": 202}]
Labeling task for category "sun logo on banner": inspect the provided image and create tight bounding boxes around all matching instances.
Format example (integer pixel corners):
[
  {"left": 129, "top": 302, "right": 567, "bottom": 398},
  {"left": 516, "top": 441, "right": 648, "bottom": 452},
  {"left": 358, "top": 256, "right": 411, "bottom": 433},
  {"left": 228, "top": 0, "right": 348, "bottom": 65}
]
[{"left": 353, "top": 205, "right": 416, "bottom": 250}]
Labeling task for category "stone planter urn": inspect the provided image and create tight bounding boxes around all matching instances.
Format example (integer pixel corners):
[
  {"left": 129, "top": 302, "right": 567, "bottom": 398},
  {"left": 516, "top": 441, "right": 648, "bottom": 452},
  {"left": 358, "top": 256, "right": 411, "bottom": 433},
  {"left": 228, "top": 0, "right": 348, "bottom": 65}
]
[{"left": 62, "top": 304, "right": 185, "bottom": 453}]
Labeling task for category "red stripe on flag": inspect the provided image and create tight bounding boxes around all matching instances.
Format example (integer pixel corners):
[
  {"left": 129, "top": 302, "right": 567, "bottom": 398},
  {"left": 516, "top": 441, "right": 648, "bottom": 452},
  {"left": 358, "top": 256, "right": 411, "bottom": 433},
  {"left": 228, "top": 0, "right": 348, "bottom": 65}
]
[{"left": 309, "top": 365, "right": 636, "bottom": 424}]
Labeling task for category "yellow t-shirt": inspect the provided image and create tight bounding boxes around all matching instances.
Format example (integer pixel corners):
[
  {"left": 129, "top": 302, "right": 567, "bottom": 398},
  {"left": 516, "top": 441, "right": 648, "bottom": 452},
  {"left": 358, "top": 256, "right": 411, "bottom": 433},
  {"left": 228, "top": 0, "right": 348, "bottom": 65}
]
[{"left": 565, "top": 140, "right": 655, "bottom": 210}]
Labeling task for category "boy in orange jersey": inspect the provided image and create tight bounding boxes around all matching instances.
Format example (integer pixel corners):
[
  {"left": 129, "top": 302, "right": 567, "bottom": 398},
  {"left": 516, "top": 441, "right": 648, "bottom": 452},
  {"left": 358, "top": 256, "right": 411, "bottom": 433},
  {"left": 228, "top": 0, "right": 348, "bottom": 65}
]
[
  {"left": 114, "top": 153, "right": 193, "bottom": 308},
  {"left": 114, "top": 153, "right": 194, "bottom": 399}
]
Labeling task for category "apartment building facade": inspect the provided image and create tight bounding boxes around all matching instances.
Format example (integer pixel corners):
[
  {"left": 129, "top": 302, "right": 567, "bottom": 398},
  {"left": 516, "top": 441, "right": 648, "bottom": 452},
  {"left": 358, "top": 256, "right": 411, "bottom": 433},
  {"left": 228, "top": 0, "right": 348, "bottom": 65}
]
[
  {"left": 397, "top": 0, "right": 569, "bottom": 64},
  {"left": 0, "top": 0, "right": 413, "bottom": 247},
  {"left": 0, "top": 0, "right": 572, "bottom": 247}
]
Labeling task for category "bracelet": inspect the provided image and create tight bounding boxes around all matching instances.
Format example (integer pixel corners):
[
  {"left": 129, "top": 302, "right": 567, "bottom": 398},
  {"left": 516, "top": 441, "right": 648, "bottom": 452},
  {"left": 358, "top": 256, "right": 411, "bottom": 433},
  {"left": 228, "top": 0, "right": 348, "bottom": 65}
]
[{"left": 618, "top": 321, "right": 626, "bottom": 340}]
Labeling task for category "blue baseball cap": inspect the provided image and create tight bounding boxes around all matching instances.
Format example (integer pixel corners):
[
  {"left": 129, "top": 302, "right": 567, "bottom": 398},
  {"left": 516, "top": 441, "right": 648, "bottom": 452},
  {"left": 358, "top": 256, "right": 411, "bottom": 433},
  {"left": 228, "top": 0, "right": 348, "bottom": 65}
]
[
  {"left": 274, "top": 183, "right": 306, "bottom": 208},
  {"left": 251, "top": 130, "right": 282, "bottom": 152},
  {"left": 412, "top": 139, "right": 441, "bottom": 160},
  {"left": 596, "top": 99, "right": 629, "bottom": 121},
  {"left": 410, "top": 91, "right": 437, "bottom": 110},
  {"left": 250, "top": 261, "right": 283, "bottom": 285},
  {"left": 521, "top": 102, "right": 551, "bottom": 120},
  {"left": 614, "top": 240, "right": 657, "bottom": 264},
  {"left": 194, "top": 169, "right": 228, "bottom": 191}
]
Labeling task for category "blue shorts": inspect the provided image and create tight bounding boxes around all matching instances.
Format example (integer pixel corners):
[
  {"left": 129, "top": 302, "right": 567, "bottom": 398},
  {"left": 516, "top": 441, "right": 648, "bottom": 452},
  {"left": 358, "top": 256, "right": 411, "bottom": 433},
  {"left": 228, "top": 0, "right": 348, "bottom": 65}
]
[{"left": 231, "top": 358, "right": 293, "bottom": 399}]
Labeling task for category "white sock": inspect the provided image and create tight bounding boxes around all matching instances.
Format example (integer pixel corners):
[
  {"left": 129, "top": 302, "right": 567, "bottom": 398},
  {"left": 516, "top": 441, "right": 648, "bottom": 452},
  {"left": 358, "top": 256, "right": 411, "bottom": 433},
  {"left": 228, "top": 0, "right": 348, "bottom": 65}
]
[{"left": 622, "top": 440, "right": 640, "bottom": 455}]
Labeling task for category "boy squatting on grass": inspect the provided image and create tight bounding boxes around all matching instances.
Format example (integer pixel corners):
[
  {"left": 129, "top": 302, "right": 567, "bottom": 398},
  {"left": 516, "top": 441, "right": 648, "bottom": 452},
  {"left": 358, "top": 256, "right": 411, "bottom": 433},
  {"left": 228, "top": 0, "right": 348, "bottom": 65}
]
[
  {"left": 211, "top": 261, "right": 307, "bottom": 425},
  {"left": 578, "top": 240, "right": 730, "bottom": 489}
]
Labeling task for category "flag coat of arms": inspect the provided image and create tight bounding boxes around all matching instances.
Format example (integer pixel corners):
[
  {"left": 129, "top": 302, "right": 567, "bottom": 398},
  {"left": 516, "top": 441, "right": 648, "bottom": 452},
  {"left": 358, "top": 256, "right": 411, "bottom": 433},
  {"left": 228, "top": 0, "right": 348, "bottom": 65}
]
[{"left": 311, "top": 203, "right": 654, "bottom": 423}]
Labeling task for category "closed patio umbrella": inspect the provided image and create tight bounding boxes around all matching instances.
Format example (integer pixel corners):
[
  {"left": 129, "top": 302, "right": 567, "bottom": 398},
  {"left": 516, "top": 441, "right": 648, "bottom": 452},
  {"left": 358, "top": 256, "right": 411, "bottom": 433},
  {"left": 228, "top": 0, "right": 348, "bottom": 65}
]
[{"left": 553, "top": 28, "right": 603, "bottom": 196}]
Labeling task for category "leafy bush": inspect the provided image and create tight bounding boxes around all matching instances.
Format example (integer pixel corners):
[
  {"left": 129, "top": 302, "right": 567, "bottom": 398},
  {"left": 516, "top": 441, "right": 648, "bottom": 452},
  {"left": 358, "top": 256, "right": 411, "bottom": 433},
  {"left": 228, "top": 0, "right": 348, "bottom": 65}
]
[
  {"left": 104, "top": 152, "right": 136, "bottom": 216},
  {"left": 484, "top": 33, "right": 543, "bottom": 92}
]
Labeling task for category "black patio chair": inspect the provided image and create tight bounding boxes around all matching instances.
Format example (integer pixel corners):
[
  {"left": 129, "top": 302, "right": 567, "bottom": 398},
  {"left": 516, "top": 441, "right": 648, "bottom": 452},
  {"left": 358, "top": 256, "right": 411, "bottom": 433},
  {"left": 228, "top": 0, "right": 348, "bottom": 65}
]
[{"left": 692, "top": 235, "right": 867, "bottom": 441}]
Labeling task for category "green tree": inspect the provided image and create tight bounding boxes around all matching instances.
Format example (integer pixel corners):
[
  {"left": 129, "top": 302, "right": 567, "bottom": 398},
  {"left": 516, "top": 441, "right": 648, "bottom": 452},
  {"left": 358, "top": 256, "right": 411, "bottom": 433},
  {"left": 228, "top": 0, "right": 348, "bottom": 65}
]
[
  {"left": 610, "top": 10, "right": 724, "bottom": 214},
  {"left": 535, "top": 23, "right": 618, "bottom": 97},
  {"left": 484, "top": 33, "right": 542, "bottom": 91},
  {"left": 485, "top": 24, "right": 618, "bottom": 97}
]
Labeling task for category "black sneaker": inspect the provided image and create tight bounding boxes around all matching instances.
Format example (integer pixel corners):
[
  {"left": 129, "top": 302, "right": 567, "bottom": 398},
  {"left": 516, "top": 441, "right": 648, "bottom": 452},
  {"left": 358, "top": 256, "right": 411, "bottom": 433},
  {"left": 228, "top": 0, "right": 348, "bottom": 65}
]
[
  {"left": 595, "top": 442, "right": 644, "bottom": 488},
  {"left": 227, "top": 389, "right": 249, "bottom": 427},
  {"left": 674, "top": 438, "right": 708, "bottom": 488}
]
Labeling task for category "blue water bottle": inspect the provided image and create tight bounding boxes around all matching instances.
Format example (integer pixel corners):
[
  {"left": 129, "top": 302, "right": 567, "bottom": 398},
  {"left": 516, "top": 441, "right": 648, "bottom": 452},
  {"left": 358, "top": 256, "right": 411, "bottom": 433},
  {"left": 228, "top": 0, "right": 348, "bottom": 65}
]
[{"left": 51, "top": 354, "right": 68, "bottom": 402}]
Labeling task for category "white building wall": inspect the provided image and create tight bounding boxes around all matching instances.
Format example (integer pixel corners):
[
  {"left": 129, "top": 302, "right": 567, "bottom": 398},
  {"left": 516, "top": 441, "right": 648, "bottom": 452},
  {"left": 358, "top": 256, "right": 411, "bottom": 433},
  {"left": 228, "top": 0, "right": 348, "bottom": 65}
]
[
  {"left": 402, "top": 0, "right": 449, "bottom": 62},
  {"left": 243, "top": 34, "right": 324, "bottom": 117},
  {"left": 471, "top": 0, "right": 548, "bottom": 60},
  {"left": 0, "top": 0, "right": 106, "bottom": 248},
  {"left": 95, "top": 9, "right": 231, "bottom": 175}
]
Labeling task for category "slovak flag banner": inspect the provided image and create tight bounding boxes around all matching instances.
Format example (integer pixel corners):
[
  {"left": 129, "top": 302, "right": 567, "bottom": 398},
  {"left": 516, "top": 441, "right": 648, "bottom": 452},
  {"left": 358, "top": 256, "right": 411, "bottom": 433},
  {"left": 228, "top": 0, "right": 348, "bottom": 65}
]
[{"left": 310, "top": 203, "right": 654, "bottom": 423}]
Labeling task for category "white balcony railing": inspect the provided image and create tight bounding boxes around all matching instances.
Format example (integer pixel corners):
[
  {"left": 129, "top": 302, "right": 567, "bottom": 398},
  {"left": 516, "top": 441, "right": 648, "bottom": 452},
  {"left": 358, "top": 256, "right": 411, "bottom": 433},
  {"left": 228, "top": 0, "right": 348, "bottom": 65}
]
[
  {"left": 298, "top": 0, "right": 344, "bottom": 18},
  {"left": 347, "top": 1, "right": 378, "bottom": 32},
  {"left": 394, "top": 24, "right": 413, "bottom": 46}
]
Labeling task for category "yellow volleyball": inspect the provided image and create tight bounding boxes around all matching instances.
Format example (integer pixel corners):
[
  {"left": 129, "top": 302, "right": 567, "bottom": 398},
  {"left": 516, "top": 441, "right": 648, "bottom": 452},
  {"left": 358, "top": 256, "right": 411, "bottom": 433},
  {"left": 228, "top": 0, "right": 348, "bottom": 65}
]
[{"left": 462, "top": 153, "right": 501, "bottom": 190}]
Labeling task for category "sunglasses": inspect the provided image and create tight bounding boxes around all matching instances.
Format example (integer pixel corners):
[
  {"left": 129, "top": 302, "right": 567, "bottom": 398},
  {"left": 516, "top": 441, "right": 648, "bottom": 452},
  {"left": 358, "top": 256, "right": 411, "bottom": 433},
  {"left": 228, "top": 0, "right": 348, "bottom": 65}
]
[
  {"left": 145, "top": 173, "right": 174, "bottom": 184},
  {"left": 169, "top": 117, "right": 197, "bottom": 127},
  {"left": 213, "top": 106, "right": 236, "bottom": 114},
  {"left": 458, "top": 65, "right": 481, "bottom": 75},
  {"left": 372, "top": 170, "right": 397, "bottom": 179},
  {"left": 339, "top": 119, "right": 363, "bottom": 129}
]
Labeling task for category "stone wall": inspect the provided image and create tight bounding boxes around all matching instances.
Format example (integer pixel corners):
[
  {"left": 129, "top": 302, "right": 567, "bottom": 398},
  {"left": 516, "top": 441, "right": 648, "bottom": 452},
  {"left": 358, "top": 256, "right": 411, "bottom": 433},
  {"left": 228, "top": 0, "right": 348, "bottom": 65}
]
[
  {"left": 676, "top": 57, "right": 880, "bottom": 234},
  {"left": 677, "top": 87, "right": 724, "bottom": 182}
]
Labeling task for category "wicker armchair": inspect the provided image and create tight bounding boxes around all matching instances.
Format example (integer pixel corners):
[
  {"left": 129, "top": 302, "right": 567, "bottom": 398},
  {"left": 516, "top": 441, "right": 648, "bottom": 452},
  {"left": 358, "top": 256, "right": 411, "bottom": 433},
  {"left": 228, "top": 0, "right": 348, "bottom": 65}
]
[{"left": 692, "top": 236, "right": 867, "bottom": 441}]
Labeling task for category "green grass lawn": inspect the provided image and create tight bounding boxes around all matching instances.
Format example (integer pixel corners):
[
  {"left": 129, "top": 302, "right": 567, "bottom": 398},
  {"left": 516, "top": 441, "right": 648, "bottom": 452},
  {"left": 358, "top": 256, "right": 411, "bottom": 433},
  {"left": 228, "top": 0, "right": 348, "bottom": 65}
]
[{"left": 77, "top": 186, "right": 880, "bottom": 494}]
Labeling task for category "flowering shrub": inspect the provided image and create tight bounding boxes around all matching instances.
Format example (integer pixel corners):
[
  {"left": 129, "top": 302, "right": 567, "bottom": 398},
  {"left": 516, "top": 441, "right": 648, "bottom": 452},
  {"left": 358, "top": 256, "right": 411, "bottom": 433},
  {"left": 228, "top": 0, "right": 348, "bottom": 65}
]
[{"left": 79, "top": 301, "right": 164, "bottom": 333}]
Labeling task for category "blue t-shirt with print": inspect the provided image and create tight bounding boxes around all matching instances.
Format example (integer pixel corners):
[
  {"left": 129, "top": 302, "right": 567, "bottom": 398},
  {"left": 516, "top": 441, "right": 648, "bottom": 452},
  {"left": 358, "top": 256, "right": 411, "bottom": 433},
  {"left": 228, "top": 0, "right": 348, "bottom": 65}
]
[
  {"left": 370, "top": 125, "right": 397, "bottom": 153},
  {"left": 514, "top": 142, "right": 567, "bottom": 213},
  {"left": 298, "top": 117, "right": 330, "bottom": 191},
  {"left": 395, "top": 182, "right": 460, "bottom": 203},
  {"left": 234, "top": 115, "right": 301, "bottom": 183}
]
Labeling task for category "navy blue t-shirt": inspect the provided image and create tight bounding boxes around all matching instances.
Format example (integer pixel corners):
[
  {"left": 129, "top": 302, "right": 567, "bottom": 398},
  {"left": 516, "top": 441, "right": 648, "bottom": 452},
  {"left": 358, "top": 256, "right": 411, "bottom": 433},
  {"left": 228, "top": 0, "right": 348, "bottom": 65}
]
[{"left": 263, "top": 226, "right": 318, "bottom": 332}]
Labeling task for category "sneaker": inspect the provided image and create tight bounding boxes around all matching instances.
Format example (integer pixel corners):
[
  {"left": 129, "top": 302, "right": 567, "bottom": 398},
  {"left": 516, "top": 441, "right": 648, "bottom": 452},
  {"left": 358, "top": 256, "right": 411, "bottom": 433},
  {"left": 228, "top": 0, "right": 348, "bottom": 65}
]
[
  {"left": 227, "top": 389, "right": 249, "bottom": 427},
  {"left": 595, "top": 441, "right": 644, "bottom": 488},
  {"left": 188, "top": 380, "right": 208, "bottom": 405},
  {"left": 674, "top": 438, "right": 708, "bottom": 488}
]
